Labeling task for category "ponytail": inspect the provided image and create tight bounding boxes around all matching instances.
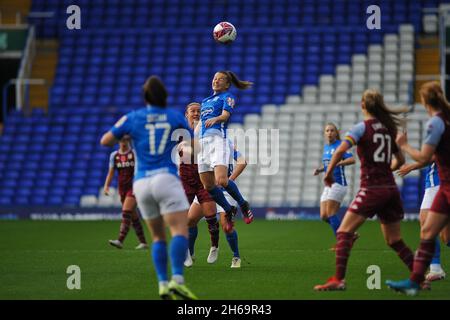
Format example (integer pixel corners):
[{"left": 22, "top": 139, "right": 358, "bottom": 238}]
[
  {"left": 218, "top": 70, "right": 253, "bottom": 90},
  {"left": 420, "top": 81, "right": 450, "bottom": 122},
  {"left": 362, "top": 89, "right": 407, "bottom": 136}
]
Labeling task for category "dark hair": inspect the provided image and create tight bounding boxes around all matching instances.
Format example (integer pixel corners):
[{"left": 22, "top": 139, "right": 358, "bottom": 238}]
[
  {"left": 362, "top": 89, "right": 406, "bottom": 136},
  {"left": 324, "top": 122, "right": 341, "bottom": 141},
  {"left": 217, "top": 70, "right": 253, "bottom": 90},
  {"left": 142, "top": 75, "right": 168, "bottom": 107},
  {"left": 420, "top": 81, "right": 450, "bottom": 122}
]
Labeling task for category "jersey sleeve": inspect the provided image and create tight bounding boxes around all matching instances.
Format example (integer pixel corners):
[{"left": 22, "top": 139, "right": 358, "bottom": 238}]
[
  {"left": 222, "top": 93, "right": 236, "bottom": 115},
  {"left": 423, "top": 116, "right": 445, "bottom": 146},
  {"left": 344, "top": 122, "right": 366, "bottom": 147},
  {"left": 109, "top": 151, "right": 116, "bottom": 169},
  {"left": 342, "top": 149, "right": 353, "bottom": 160},
  {"left": 110, "top": 112, "right": 134, "bottom": 140}
]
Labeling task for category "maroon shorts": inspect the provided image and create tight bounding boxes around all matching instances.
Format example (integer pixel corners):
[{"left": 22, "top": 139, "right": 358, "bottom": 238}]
[
  {"left": 119, "top": 189, "right": 135, "bottom": 204},
  {"left": 185, "top": 188, "right": 213, "bottom": 205},
  {"left": 348, "top": 187, "right": 404, "bottom": 224},
  {"left": 430, "top": 185, "right": 450, "bottom": 216}
]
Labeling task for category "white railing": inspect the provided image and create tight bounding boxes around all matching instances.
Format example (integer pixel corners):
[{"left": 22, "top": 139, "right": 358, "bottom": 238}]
[{"left": 16, "top": 25, "right": 36, "bottom": 110}]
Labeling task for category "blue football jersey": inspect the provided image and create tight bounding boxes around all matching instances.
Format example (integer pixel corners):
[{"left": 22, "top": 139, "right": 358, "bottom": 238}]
[
  {"left": 200, "top": 91, "right": 236, "bottom": 138},
  {"left": 110, "top": 105, "right": 192, "bottom": 181},
  {"left": 424, "top": 162, "right": 440, "bottom": 189},
  {"left": 322, "top": 140, "right": 353, "bottom": 186}
]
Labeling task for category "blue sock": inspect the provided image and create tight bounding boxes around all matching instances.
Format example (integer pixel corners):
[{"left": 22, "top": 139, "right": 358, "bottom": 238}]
[
  {"left": 208, "top": 186, "right": 232, "bottom": 212},
  {"left": 224, "top": 180, "right": 245, "bottom": 207},
  {"left": 188, "top": 226, "right": 198, "bottom": 256},
  {"left": 170, "top": 235, "right": 188, "bottom": 276},
  {"left": 431, "top": 237, "right": 441, "bottom": 265},
  {"left": 328, "top": 215, "right": 341, "bottom": 236},
  {"left": 152, "top": 241, "right": 168, "bottom": 282},
  {"left": 226, "top": 230, "right": 240, "bottom": 257},
  {"left": 447, "top": 241, "right": 450, "bottom": 248}
]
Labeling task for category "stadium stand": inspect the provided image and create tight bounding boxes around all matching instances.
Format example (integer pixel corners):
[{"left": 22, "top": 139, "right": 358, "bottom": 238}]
[{"left": 0, "top": 0, "right": 448, "bottom": 207}]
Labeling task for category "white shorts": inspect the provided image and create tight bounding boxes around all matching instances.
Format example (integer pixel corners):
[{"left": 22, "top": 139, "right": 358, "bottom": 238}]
[
  {"left": 197, "top": 135, "right": 231, "bottom": 173},
  {"left": 420, "top": 186, "right": 439, "bottom": 210},
  {"left": 193, "top": 190, "right": 237, "bottom": 213},
  {"left": 320, "top": 183, "right": 348, "bottom": 203},
  {"left": 133, "top": 173, "right": 190, "bottom": 220}
]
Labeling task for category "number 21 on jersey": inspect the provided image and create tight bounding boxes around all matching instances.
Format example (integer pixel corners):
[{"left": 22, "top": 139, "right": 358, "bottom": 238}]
[{"left": 373, "top": 133, "right": 392, "bottom": 163}]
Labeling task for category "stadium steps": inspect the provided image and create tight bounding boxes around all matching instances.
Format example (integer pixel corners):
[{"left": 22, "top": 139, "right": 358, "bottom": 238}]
[
  {"left": 0, "top": 0, "right": 31, "bottom": 25},
  {"left": 28, "top": 40, "right": 59, "bottom": 113},
  {"left": 414, "top": 36, "right": 440, "bottom": 102}
]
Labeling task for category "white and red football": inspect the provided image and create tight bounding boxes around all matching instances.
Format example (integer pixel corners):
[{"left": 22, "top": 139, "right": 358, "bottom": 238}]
[{"left": 213, "top": 22, "right": 237, "bottom": 44}]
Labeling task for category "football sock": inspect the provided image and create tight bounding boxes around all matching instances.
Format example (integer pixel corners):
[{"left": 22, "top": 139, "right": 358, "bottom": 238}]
[
  {"left": 224, "top": 180, "right": 245, "bottom": 207},
  {"left": 327, "top": 215, "right": 341, "bottom": 236},
  {"left": 131, "top": 217, "right": 147, "bottom": 244},
  {"left": 389, "top": 239, "right": 414, "bottom": 271},
  {"left": 208, "top": 186, "right": 232, "bottom": 213},
  {"left": 188, "top": 226, "right": 198, "bottom": 256},
  {"left": 447, "top": 241, "right": 450, "bottom": 247},
  {"left": 118, "top": 210, "right": 132, "bottom": 242},
  {"left": 205, "top": 215, "right": 220, "bottom": 248},
  {"left": 226, "top": 230, "right": 240, "bottom": 257},
  {"left": 430, "top": 237, "right": 441, "bottom": 266},
  {"left": 170, "top": 235, "right": 188, "bottom": 277},
  {"left": 152, "top": 241, "right": 168, "bottom": 282},
  {"left": 335, "top": 232, "right": 354, "bottom": 280},
  {"left": 410, "top": 239, "right": 435, "bottom": 284}
]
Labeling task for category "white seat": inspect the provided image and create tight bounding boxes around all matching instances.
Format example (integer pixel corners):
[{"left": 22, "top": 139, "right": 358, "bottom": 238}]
[
  {"left": 303, "top": 85, "right": 318, "bottom": 104},
  {"left": 319, "top": 93, "right": 334, "bottom": 103},
  {"left": 399, "top": 24, "right": 414, "bottom": 34},
  {"left": 336, "top": 92, "right": 349, "bottom": 103},
  {"left": 80, "top": 195, "right": 98, "bottom": 208},
  {"left": 384, "top": 53, "right": 398, "bottom": 63},
  {"left": 262, "top": 104, "right": 278, "bottom": 115},
  {"left": 423, "top": 14, "right": 438, "bottom": 34},
  {"left": 352, "top": 54, "right": 367, "bottom": 65},
  {"left": 286, "top": 95, "right": 301, "bottom": 104},
  {"left": 352, "top": 63, "right": 367, "bottom": 73},
  {"left": 319, "top": 75, "right": 334, "bottom": 85},
  {"left": 97, "top": 195, "right": 118, "bottom": 208}
]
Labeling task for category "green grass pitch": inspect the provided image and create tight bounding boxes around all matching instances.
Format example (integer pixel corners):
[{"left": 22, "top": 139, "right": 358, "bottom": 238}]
[{"left": 0, "top": 219, "right": 449, "bottom": 300}]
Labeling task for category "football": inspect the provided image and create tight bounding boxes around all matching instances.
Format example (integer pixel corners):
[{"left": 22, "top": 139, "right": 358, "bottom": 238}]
[{"left": 213, "top": 21, "right": 237, "bottom": 44}]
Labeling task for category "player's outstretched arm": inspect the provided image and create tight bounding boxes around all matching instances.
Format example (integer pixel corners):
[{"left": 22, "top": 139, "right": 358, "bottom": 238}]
[
  {"left": 313, "top": 166, "right": 324, "bottom": 176},
  {"left": 229, "top": 154, "right": 247, "bottom": 181},
  {"left": 101, "top": 131, "right": 119, "bottom": 147},
  {"left": 396, "top": 132, "right": 435, "bottom": 164},
  {"left": 337, "top": 156, "right": 355, "bottom": 167},
  {"left": 103, "top": 168, "right": 115, "bottom": 195},
  {"left": 397, "top": 159, "right": 432, "bottom": 177},
  {"left": 204, "top": 110, "right": 231, "bottom": 128}
]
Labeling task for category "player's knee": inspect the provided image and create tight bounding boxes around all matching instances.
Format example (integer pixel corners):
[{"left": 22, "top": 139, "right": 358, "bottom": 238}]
[
  {"left": 216, "top": 176, "right": 228, "bottom": 188},
  {"left": 386, "top": 237, "right": 401, "bottom": 247},
  {"left": 203, "top": 182, "right": 215, "bottom": 191},
  {"left": 187, "top": 219, "right": 197, "bottom": 228}
]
